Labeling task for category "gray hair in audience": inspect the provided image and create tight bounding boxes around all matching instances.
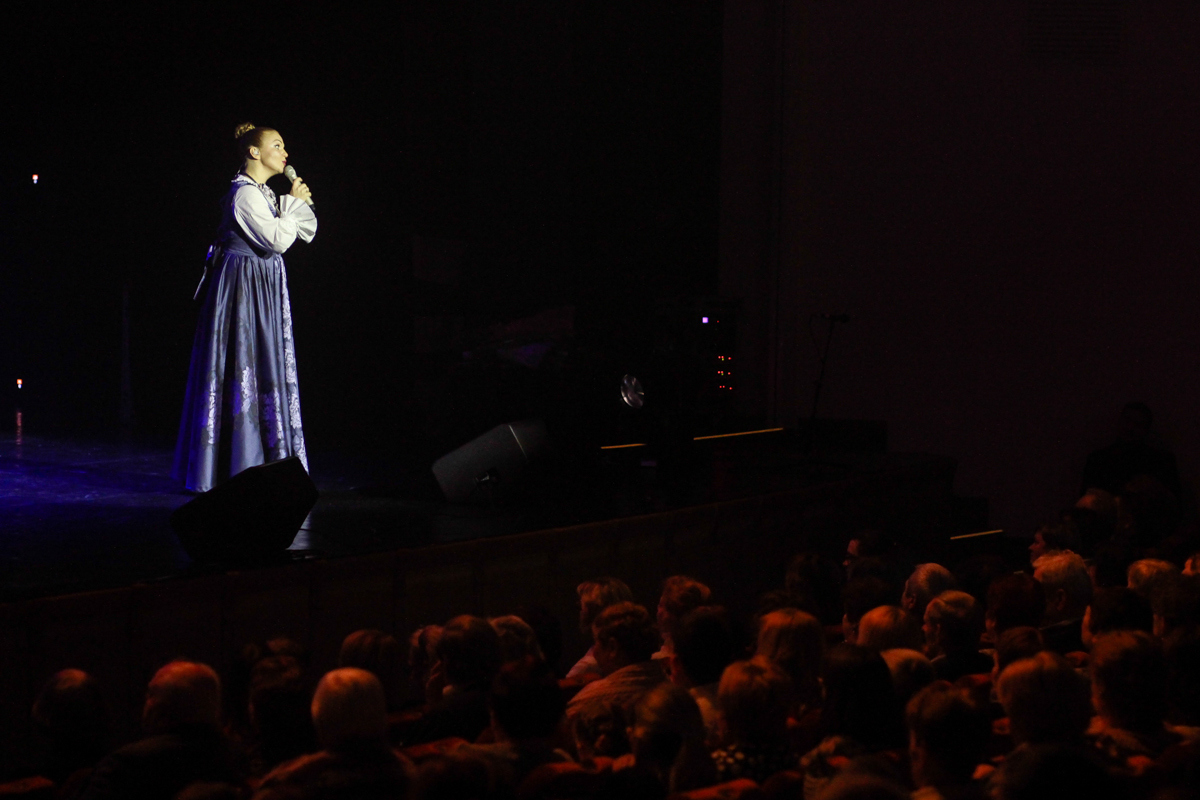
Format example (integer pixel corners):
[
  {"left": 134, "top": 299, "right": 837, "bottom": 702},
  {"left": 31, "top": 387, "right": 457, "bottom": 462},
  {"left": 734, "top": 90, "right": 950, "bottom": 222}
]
[
  {"left": 903, "top": 564, "right": 957, "bottom": 617},
  {"left": 857, "top": 605, "right": 923, "bottom": 652},
  {"left": 1032, "top": 552, "right": 1092, "bottom": 618},
  {"left": 311, "top": 667, "right": 388, "bottom": 749}
]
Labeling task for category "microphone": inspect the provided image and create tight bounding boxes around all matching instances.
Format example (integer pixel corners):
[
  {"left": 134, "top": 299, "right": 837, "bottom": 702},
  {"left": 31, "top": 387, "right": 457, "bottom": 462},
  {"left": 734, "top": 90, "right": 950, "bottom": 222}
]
[{"left": 283, "top": 165, "right": 314, "bottom": 206}]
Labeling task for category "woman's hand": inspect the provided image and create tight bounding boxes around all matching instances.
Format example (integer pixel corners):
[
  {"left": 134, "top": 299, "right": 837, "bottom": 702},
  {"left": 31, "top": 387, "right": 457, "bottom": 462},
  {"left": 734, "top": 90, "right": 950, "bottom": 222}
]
[{"left": 289, "top": 178, "right": 313, "bottom": 203}]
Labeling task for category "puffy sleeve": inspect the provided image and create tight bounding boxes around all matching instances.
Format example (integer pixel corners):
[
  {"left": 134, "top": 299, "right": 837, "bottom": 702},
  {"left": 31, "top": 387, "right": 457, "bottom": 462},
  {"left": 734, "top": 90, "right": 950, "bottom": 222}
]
[{"left": 232, "top": 185, "right": 318, "bottom": 254}]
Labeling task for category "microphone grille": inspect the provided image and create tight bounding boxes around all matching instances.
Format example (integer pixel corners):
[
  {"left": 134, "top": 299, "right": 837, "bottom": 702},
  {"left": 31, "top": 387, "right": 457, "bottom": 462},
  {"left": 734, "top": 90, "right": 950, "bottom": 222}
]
[{"left": 283, "top": 165, "right": 298, "bottom": 181}]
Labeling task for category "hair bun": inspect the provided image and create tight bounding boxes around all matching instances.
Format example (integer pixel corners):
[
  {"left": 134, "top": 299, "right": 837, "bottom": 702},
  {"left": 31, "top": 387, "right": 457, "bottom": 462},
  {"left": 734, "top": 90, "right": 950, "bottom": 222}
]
[{"left": 234, "top": 122, "right": 256, "bottom": 140}]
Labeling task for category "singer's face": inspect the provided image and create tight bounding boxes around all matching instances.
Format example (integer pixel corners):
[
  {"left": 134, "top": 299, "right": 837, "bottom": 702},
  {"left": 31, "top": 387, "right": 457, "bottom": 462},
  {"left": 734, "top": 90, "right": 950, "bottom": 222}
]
[{"left": 257, "top": 131, "right": 288, "bottom": 176}]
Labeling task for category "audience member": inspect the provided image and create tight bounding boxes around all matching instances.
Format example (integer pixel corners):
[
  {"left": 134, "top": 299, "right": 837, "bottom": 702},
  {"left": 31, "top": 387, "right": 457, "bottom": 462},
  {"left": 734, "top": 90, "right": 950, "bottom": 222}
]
[
  {"left": 1028, "top": 519, "right": 1081, "bottom": 565},
  {"left": 655, "top": 576, "right": 712, "bottom": 657},
  {"left": 902, "top": 564, "right": 957, "bottom": 623},
  {"left": 489, "top": 615, "right": 544, "bottom": 665},
  {"left": 1088, "top": 631, "right": 1183, "bottom": 768},
  {"left": 566, "top": 602, "right": 665, "bottom": 724},
  {"left": 78, "top": 661, "right": 241, "bottom": 800},
  {"left": 803, "top": 644, "right": 906, "bottom": 797},
  {"left": 712, "top": 657, "right": 797, "bottom": 783},
  {"left": 670, "top": 605, "right": 737, "bottom": 744},
  {"left": 843, "top": 577, "right": 898, "bottom": 645},
  {"left": 1127, "top": 558, "right": 1179, "bottom": 599},
  {"left": 881, "top": 649, "right": 936, "bottom": 709},
  {"left": 31, "top": 669, "right": 109, "bottom": 788},
  {"left": 457, "top": 657, "right": 570, "bottom": 791},
  {"left": 991, "top": 627, "right": 1044, "bottom": 686},
  {"left": 247, "top": 655, "right": 317, "bottom": 777},
  {"left": 404, "top": 615, "right": 501, "bottom": 745},
  {"left": 338, "top": 629, "right": 404, "bottom": 713},
  {"left": 256, "top": 667, "right": 411, "bottom": 799},
  {"left": 923, "top": 591, "right": 991, "bottom": 681},
  {"left": 1081, "top": 588, "right": 1153, "bottom": 650},
  {"left": 1151, "top": 573, "right": 1200, "bottom": 638},
  {"left": 566, "top": 577, "right": 634, "bottom": 682},
  {"left": 786, "top": 552, "right": 844, "bottom": 625},
  {"left": 755, "top": 607, "right": 824, "bottom": 715},
  {"left": 1032, "top": 552, "right": 1092, "bottom": 654},
  {"left": 993, "top": 743, "right": 1126, "bottom": 800},
  {"left": 995, "top": 652, "right": 1091, "bottom": 746},
  {"left": 857, "top": 605, "right": 923, "bottom": 653},
  {"left": 405, "top": 624, "right": 443, "bottom": 709},
  {"left": 627, "top": 684, "right": 717, "bottom": 793},
  {"left": 985, "top": 574, "right": 1045, "bottom": 643},
  {"left": 906, "top": 682, "right": 991, "bottom": 800}
]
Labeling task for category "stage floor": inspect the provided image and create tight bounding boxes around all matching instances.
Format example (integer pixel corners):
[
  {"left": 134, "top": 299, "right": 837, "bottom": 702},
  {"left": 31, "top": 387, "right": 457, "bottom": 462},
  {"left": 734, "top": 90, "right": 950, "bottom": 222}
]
[{"left": 0, "top": 422, "right": 936, "bottom": 602}]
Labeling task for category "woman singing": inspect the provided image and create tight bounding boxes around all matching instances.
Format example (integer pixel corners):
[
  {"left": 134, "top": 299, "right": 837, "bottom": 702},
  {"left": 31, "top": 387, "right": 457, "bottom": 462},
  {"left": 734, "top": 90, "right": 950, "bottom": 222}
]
[{"left": 174, "top": 123, "right": 317, "bottom": 492}]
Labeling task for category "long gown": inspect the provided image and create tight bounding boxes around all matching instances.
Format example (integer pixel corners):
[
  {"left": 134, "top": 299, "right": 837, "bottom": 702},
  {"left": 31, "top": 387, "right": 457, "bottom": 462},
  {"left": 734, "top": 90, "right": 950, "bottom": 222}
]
[{"left": 173, "top": 173, "right": 318, "bottom": 493}]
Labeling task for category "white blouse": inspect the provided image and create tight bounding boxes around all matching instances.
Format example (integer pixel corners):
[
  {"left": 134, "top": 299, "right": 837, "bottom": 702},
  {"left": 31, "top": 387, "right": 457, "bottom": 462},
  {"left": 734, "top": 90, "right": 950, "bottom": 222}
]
[{"left": 232, "top": 184, "right": 318, "bottom": 254}]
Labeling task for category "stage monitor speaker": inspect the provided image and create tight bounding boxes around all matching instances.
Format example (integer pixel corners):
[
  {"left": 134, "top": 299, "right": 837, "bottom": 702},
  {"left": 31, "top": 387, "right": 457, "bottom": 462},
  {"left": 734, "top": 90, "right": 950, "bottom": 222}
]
[
  {"left": 433, "top": 419, "right": 548, "bottom": 503},
  {"left": 170, "top": 456, "right": 319, "bottom": 563}
]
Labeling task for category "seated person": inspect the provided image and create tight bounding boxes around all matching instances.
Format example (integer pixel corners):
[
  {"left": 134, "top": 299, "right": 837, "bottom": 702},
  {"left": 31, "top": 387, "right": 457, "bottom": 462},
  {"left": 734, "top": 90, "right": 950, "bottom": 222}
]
[
  {"left": 902, "top": 564, "right": 957, "bottom": 624},
  {"left": 1127, "top": 559, "right": 1178, "bottom": 600},
  {"left": 1027, "top": 520, "right": 1081, "bottom": 566},
  {"left": 1032, "top": 552, "right": 1092, "bottom": 654},
  {"left": 843, "top": 576, "right": 898, "bottom": 645},
  {"left": 984, "top": 574, "right": 1045, "bottom": 644},
  {"left": 995, "top": 652, "right": 1091, "bottom": 750},
  {"left": 671, "top": 605, "right": 737, "bottom": 746},
  {"left": 402, "top": 615, "right": 501, "bottom": 745},
  {"left": 31, "top": 669, "right": 109, "bottom": 789},
  {"left": 256, "top": 668, "right": 412, "bottom": 798},
  {"left": 566, "top": 577, "right": 634, "bottom": 682},
  {"left": 625, "top": 684, "right": 717, "bottom": 794},
  {"left": 655, "top": 576, "right": 712, "bottom": 658},
  {"left": 1087, "top": 630, "right": 1183, "bottom": 769},
  {"left": 78, "top": 661, "right": 242, "bottom": 799},
  {"left": 566, "top": 602, "right": 666, "bottom": 724},
  {"left": 923, "top": 591, "right": 992, "bottom": 681},
  {"left": 1081, "top": 587, "right": 1153, "bottom": 651},
  {"left": 711, "top": 657, "right": 797, "bottom": 783},
  {"left": 857, "top": 605, "right": 923, "bottom": 653},
  {"left": 880, "top": 648, "right": 936, "bottom": 709},
  {"left": 906, "top": 683, "right": 991, "bottom": 800}
]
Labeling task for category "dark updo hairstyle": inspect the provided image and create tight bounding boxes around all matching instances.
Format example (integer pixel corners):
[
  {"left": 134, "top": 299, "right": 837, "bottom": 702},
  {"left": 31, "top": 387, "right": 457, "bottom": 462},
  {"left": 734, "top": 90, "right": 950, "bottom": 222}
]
[{"left": 235, "top": 122, "right": 274, "bottom": 162}]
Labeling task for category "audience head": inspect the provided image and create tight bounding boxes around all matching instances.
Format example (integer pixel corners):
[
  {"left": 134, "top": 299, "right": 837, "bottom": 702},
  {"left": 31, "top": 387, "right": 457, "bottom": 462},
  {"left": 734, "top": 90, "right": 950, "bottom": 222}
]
[
  {"left": 32, "top": 669, "right": 109, "bottom": 771},
  {"left": 843, "top": 576, "right": 898, "bottom": 644},
  {"left": 1090, "top": 630, "right": 1168, "bottom": 734},
  {"left": 995, "top": 652, "right": 1091, "bottom": 745},
  {"left": 717, "top": 657, "right": 793, "bottom": 747},
  {"left": 994, "top": 743, "right": 1123, "bottom": 800},
  {"left": 905, "top": 682, "right": 991, "bottom": 788},
  {"left": 1081, "top": 587, "right": 1152, "bottom": 650},
  {"left": 407, "top": 624, "right": 443, "bottom": 702},
  {"left": 1127, "top": 557, "right": 1178, "bottom": 598},
  {"left": 311, "top": 667, "right": 388, "bottom": 751},
  {"left": 576, "top": 576, "right": 634, "bottom": 635},
  {"left": 592, "top": 602, "right": 660, "bottom": 674},
  {"left": 338, "top": 629, "right": 404, "bottom": 712},
  {"left": 901, "top": 564, "right": 957, "bottom": 621},
  {"left": 1151, "top": 572, "right": 1200, "bottom": 637},
  {"left": 671, "top": 605, "right": 736, "bottom": 688},
  {"left": 488, "top": 656, "right": 564, "bottom": 742},
  {"left": 986, "top": 573, "right": 1045, "bottom": 639},
  {"left": 819, "top": 774, "right": 910, "bottom": 800},
  {"left": 656, "top": 576, "right": 711, "bottom": 649},
  {"left": 630, "top": 684, "right": 715, "bottom": 793},
  {"left": 248, "top": 655, "right": 316, "bottom": 770},
  {"left": 1033, "top": 551, "right": 1092, "bottom": 623},
  {"left": 857, "top": 605, "right": 923, "bottom": 652},
  {"left": 1028, "top": 520, "right": 1080, "bottom": 565},
  {"left": 143, "top": 661, "right": 221, "bottom": 735},
  {"left": 1090, "top": 541, "right": 1138, "bottom": 589},
  {"left": 571, "top": 701, "right": 631, "bottom": 760},
  {"left": 992, "top": 627, "right": 1044, "bottom": 681},
  {"left": 880, "top": 649, "right": 936, "bottom": 708},
  {"left": 821, "top": 643, "right": 906, "bottom": 750},
  {"left": 514, "top": 603, "right": 564, "bottom": 674},
  {"left": 922, "top": 590, "right": 982, "bottom": 658},
  {"left": 437, "top": 615, "right": 502, "bottom": 689},
  {"left": 755, "top": 607, "right": 824, "bottom": 706},
  {"left": 489, "top": 615, "right": 544, "bottom": 664}
]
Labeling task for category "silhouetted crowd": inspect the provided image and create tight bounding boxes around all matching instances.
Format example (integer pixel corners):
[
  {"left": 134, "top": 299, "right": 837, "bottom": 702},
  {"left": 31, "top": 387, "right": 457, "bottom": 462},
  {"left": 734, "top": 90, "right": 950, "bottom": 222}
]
[{"left": 10, "top": 403, "right": 1200, "bottom": 799}]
